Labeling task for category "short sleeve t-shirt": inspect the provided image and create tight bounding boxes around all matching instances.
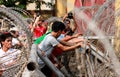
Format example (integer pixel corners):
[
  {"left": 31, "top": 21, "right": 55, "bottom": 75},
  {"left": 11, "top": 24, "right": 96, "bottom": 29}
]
[
  {"left": 38, "top": 34, "right": 59, "bottom": 56},
  {"left": 34, "top": 26, "right": 47, "bottom": 39},
  {"left": 0, "top": 48, "right": 21, "bottom": 68},
  {"left": 38, "top": 34, "right": 59, "bottom": 67}
]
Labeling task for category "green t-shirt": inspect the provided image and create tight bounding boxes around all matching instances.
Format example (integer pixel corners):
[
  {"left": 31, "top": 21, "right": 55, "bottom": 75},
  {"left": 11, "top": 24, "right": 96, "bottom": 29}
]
[{"left": 34, "top": 30, "right": 52, "bottom": 45}]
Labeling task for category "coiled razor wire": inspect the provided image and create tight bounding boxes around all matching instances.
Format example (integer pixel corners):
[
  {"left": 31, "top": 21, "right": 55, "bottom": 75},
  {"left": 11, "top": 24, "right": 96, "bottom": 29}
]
[
  {"left": 8, "top": 7, "right": 33, "bottom": 18},
  {"left": 75, "top": 0, "right": 115, "bottom": 36},
  {"left": 0, "top": 0, "right": 118, "bottom": 76},
  {"left": 0, "top": 7, "right": 32, "bottom": 77},
  {"left": 64, "top": 0, "right": 117, "bottom": 77},
  {"left": 0, "top": 7, "right": 32, "bottom": 50}
]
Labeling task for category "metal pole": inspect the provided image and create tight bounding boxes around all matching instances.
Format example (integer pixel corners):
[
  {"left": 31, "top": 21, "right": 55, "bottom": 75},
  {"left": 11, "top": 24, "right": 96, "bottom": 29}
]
[{"left": 37, "top": 50, "right": 65, "bottom": 77}]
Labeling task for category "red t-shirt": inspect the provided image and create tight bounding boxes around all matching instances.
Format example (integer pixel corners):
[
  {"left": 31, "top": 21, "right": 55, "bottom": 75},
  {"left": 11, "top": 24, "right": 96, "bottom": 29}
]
[
  {"left": 34, "top": 26, "right": 47, "bottom": 38},
  {"left": 49, "top": 47, "right": 63, "bottom": 64}
]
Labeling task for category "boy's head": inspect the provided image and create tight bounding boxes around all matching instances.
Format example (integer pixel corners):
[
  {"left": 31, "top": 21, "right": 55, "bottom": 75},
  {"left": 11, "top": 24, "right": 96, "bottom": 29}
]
[
  {"left": 52, "top": 21, "right": 65, "bottom": 32},
  {"left": 0, "top": 32, "right": 13, "bottom": 48}
]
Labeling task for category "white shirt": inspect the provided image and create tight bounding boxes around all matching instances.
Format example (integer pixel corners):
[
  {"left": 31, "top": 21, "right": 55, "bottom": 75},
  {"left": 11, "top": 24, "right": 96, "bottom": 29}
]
[{"left": 0, "top": 48, "right": 21, "bottom": 68}]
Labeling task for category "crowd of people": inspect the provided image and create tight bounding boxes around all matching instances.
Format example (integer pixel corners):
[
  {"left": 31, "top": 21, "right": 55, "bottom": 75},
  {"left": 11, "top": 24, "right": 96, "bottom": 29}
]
[{"left": 0, "top": 11, "right": 88, "bottom": 77}]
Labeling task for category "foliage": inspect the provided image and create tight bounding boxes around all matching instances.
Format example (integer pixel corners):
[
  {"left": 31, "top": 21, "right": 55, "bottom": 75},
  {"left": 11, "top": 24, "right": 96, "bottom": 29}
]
[
  {"left": 0, "top": 0, "right": 27, "bottom": 9},
  {"left": 0, "top": 0, "right": 54, "bottom": 10},
  {"left": 28, "top": 0, "right": 54, "bottom": 10}
]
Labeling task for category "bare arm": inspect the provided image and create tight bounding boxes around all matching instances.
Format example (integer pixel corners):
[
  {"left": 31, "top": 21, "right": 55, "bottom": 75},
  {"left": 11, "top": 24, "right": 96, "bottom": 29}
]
[
  {"left": 56, "top": 42, "right": 82, "bottom": 51},
  {"left": 61, "top": 33, "right": 82, "bottom": 41},
  {"left": 0, "top": 69, "right": 4, "bottom": 76},
  {"left": 59, "top": 40, "right": 74, "bottom": 46},
  {"left": 62, "top": 14, "right": 68, "bottom": 22},
  {"left": 31, "top": 15, "right": 41, "bottom": 32}
]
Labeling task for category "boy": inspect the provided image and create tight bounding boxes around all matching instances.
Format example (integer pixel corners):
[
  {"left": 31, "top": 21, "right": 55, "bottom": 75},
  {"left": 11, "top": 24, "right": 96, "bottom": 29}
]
[{"left": 37, "top": 21, "right": 83, "bottom": 77}]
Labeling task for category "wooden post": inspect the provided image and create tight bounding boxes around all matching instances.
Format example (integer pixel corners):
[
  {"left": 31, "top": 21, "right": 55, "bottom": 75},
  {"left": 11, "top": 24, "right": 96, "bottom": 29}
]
[
  {"left": 114, "top": 0, "right": 120, "bottom": 54},
  {"left": 56, "top": 0, "right": 67, "bottom": 17}
]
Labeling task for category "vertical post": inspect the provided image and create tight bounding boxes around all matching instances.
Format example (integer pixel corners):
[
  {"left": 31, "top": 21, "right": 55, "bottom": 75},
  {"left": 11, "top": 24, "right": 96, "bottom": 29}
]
[
  {"left": 37, "top": 50, "right": 65, "bottom": 77},
  {"left": 115, "top": 0, "right": 120, "bottom": 54},
  {"left": 56, "top": 0, "right": 67, "bottom": 17}
]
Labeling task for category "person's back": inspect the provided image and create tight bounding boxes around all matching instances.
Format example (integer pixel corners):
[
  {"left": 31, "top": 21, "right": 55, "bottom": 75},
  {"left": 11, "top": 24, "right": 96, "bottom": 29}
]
[
  {"left": 37, "top": 21, "right": 65, "bottom": 62},
  {"left": 37, "top": 21, "right": 66, "bottom": 77}
]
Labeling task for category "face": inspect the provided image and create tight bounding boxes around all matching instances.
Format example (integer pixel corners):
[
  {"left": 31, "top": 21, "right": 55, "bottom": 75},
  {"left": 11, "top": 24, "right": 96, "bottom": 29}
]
[
  {"left": 37, "top": 21, "right": 42, "bottom": 26},
  {"left": 42, "top": 22, "right": 48, "bottom": 27},
  {"left": 33, "top": 13, "right": 37, "bottom": 19},
  {"left": 16, "top": 31, "right": 19, "bottom": 37},
  {"left": 65, "top": 21, "right": 70, "bottom": 29},
  {"left": 2, "top": 37, "right": 12, "bottom": 49}
]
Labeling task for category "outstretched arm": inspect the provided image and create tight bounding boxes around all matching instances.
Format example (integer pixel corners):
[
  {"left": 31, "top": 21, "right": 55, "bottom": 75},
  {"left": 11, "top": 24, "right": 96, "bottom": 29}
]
[{"left": 57, "top": 41, "right": 82, "bottom": 51}]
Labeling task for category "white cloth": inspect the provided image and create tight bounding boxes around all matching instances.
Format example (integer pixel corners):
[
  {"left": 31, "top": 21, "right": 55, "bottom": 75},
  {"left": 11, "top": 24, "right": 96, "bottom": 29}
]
[{"left": 12, "top": 38, "right": 19, "bottom": 46}]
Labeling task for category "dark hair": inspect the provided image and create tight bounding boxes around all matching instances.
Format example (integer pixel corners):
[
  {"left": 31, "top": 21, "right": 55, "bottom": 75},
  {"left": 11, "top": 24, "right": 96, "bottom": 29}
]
[
  {"left": 10, "top": 30, "right": 16, "bottom": 34},
  {"left": 64, "top": 18, "right": 70, "bottom": 24},
  {"left": 67, "top": 12, "right": 73, "bottom": 19},
  {"left": 52, "top": 21, "right": 65, "bottom": 32},
  {"left": 0, "top": 32, "right": 13, "bottom": 42}
]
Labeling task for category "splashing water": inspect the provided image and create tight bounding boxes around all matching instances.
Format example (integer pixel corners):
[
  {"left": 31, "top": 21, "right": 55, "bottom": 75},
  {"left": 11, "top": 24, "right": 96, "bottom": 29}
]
[
  {"left": 61, "top": 0, "right": 120, "bottom": 76},
  {"left": 73, "top": 0, "right": 120, "bottom": 76}
]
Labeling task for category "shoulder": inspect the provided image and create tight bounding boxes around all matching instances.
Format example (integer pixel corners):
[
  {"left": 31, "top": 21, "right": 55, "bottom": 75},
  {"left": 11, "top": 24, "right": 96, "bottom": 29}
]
[
  {"left": 8, "top": 48, "right": 21, "bottom": 53},
  {"left": 45, "top": 34, "right": 54, "bottom": 39},
  {"left": 0, "top": 48, "right": 3, "bottom": 51},
  {"left": 12, "top": 38, "right": 18, "bottom": 41},
  {"left": 0, "top": 49, "right": 4, "bottom": 54},
  {"left": 12, "top": 38, "right": 19, "bottom": 42}
]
